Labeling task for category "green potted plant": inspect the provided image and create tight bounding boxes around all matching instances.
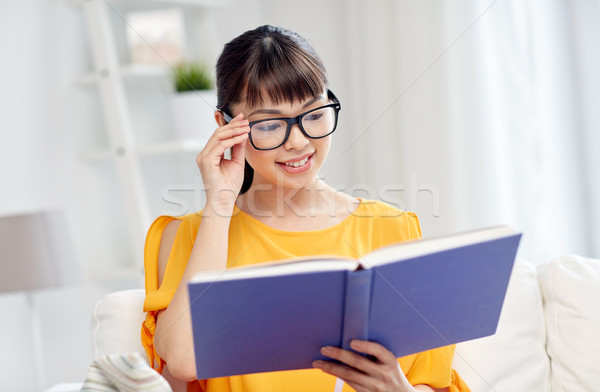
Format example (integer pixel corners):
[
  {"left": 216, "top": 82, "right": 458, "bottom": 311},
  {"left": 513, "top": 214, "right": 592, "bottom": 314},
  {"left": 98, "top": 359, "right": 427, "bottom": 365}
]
[
  {"left": 173, "top": 63, "right": 214, "bottom": 92},
  {"left": 170, "top": 62, "right": 217, "bottom": 140}
]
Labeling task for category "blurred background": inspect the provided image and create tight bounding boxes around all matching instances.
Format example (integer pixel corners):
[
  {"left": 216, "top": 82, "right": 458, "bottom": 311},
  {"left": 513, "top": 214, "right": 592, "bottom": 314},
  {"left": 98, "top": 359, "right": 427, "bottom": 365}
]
[{"left": 1, "top": 0, "right": 599, "bottom": 390}]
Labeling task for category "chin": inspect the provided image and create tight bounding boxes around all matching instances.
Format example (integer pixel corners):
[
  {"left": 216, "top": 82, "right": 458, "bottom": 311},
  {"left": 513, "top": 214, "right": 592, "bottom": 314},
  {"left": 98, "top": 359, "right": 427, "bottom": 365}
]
[
  {"left": 248, "top": 144, "right": 329, "bottom": 190},
  {"left": 276, "top": 171, "right": 319, "bottom": 190},
  {"left": 251, "top": 165, "right": 319, "bottom": 192}
]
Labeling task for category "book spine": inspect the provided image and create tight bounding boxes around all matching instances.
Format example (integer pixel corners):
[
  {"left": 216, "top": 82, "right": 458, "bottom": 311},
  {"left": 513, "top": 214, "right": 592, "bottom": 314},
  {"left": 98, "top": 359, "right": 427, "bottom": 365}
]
[{"left": 340, "top": 269, "right": 373, "bottom": 351}]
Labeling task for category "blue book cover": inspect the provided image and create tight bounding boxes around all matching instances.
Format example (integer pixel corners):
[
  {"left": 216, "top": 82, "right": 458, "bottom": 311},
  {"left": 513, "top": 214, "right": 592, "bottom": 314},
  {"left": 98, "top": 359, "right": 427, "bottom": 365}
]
[{"left": 188, "top": 225, "right": 521, "bottom": 379}]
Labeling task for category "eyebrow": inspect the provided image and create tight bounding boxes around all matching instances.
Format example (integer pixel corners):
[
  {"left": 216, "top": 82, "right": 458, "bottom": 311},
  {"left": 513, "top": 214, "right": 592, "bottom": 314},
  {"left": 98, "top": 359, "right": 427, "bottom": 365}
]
[{"left": 248, "top": 94, "right": 326, "bottom": 117}]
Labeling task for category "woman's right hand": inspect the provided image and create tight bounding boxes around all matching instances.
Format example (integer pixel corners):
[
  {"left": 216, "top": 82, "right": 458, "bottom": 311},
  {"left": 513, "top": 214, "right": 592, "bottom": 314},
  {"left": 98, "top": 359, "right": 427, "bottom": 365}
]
[{"left": 196, "top": 113, "right": 250, "bottom": 212}]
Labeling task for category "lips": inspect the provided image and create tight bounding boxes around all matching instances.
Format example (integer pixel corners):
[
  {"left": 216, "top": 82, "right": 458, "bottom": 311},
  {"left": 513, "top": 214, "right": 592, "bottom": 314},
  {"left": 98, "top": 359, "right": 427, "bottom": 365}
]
[
  {"left": 279, "top": 152, "right": 314, "bottom": 166},
  {"left": 276, "top": 152, "right": 315, "bottom": 173},
  {"left": 283, "top": 155, "right": 310, "bottom": 167}
]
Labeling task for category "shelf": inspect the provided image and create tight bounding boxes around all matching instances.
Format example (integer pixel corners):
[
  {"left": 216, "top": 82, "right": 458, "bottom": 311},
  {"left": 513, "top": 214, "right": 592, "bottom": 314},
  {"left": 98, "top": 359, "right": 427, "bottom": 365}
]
[
  {"left": 70, "top": 0, "right": 229, "bottom": 10},
  {"left": 82, "top": 138, "right": 208, "bottom": 163},
  {"left": 104, "top": 0, "right": 229, "bottom": 10},
  {"left": 74, "top": 64, "right": 173, "bottom": 86},
  {"left": 77, "top": 0, "right": 222, "bottom": 271}
]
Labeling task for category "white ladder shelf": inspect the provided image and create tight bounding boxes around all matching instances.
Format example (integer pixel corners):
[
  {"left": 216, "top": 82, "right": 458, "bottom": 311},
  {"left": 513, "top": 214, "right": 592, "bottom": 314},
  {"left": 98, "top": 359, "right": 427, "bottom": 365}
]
[{"left": 78, "top": 0, "right": 225, "bottom": 270}]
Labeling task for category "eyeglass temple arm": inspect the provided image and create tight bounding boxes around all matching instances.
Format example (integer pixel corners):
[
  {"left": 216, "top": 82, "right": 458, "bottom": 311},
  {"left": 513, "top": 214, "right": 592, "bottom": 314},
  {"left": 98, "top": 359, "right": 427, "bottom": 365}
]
[
  {"left": 222, "top": 111, "right": 234, "bottom": 123},
  {"left": 327, "top": 89, "right": 340, "bottom": 103}
]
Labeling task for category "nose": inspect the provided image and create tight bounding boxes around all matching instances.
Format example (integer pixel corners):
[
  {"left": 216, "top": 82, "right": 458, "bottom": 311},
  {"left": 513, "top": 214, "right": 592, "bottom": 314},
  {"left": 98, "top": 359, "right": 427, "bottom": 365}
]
[{"left": 283, "top": 124, "right": 309, "bottom": 150}]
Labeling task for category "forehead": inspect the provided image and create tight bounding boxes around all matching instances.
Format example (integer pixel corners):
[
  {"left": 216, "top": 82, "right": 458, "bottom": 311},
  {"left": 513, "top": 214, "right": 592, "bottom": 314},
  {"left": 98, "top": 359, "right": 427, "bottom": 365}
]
[{"left": 235, "top": 91, "right": 327, "bottom": 114}]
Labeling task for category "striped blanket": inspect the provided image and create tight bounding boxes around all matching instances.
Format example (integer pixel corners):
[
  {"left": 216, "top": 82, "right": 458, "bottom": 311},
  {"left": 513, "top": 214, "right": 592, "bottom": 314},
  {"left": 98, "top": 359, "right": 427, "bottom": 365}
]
[{"left": 81, "top": 352, "right": 172, "bottom": 392}]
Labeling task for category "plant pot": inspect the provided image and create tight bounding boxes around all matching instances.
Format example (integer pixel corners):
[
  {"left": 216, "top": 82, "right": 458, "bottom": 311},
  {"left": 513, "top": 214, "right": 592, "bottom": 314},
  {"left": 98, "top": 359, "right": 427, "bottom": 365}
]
[{"left": 170, "top": 89, "right": 218, "bottom": 140}]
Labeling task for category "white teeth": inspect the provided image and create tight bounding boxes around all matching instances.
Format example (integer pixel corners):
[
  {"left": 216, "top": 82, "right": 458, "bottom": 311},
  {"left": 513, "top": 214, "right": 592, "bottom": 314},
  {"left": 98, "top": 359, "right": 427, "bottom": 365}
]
[{"left": 284, "top": 156, "right": 309, "bottom": 167}]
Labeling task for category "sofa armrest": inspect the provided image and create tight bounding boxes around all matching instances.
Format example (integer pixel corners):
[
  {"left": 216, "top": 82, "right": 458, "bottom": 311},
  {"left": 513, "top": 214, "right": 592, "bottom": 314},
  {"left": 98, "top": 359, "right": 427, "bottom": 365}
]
[
  {"left": 92, "top": 289, "right": 146, "bottom": 358},
  {"left": 538, "top": 255, "right": 600, "bottom": 392},
  {"left": 452, "top": 258, "right": 550, "bottom": 391}
]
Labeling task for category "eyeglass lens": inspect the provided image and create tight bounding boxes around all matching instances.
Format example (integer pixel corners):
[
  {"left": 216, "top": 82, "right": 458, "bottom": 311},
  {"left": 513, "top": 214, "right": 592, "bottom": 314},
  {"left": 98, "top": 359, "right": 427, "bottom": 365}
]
[{"left": 250, "top": 106, "right": 337, "bottom": 149}]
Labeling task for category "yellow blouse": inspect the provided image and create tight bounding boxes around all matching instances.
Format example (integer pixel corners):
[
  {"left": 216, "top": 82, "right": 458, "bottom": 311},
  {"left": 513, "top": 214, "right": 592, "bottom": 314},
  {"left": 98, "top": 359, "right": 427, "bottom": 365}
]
[{"left": 142, "top": 199, "right": 470, "bottom": 392}]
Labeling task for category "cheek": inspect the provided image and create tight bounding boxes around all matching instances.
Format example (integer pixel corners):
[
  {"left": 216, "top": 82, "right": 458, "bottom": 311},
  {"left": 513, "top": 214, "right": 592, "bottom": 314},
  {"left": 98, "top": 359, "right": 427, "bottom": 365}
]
[
  {"left": 244, "top": 144, "right": 273, "bottom": 169},
  {"left": 244, "top": 143, "right": 258, "bottom": 168},
  {"left": 315, "top": 137, "right": 332, "bottom": 162},
  {"left": 244, "top": 143, "right": 253, "bottom": 164}
]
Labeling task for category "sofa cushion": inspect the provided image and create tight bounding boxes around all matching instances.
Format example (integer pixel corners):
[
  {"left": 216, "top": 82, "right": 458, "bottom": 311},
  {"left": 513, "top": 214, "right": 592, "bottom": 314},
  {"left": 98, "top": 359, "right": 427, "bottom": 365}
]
[
  {"left": 92, "top": 289, "right": 146, "bottom": 358},
  {"left": 537, "top": 255, "right": 600, "bottom": 392},
  {"left": 452, "top": 258, "right": 550, "bottom": 391}
]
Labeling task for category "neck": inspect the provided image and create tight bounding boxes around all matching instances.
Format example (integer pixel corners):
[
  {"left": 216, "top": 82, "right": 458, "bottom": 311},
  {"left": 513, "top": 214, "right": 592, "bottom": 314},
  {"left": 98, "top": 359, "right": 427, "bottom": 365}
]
[{"left": 237, "top": 176, "right": 336, "bottom": 220}]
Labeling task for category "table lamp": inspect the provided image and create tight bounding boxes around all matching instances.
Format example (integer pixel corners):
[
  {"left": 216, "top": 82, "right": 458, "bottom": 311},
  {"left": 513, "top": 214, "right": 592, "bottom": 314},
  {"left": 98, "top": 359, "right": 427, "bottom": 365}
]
[{"left": 0, "top": 210, "right": 81, "bottom": 391}]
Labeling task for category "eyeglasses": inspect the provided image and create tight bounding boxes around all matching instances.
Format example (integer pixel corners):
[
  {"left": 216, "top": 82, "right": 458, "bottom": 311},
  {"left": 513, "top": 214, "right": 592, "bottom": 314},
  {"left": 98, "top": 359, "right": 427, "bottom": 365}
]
[{"left": 222, "top": 89, "right": 341, "bottom": 150}]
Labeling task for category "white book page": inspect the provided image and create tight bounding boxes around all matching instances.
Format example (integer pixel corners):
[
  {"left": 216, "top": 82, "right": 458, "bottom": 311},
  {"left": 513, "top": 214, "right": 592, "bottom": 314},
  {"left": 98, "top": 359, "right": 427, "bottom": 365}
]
[
  {"left": 190, "top": 257, "right": 359, "bottom": 284},
  {"left": 359, "top": 225, "right": 518, "bottom": 268}
]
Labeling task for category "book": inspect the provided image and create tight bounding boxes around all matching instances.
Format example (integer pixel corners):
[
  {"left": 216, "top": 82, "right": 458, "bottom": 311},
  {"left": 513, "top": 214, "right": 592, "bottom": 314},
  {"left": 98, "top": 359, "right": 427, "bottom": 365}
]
[{"left": 187, "top": 225, "right": 521, "bottom": 379}]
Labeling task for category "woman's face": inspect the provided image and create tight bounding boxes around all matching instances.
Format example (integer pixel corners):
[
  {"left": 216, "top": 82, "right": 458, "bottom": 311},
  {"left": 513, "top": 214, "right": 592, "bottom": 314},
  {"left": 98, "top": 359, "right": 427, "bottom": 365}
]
[{"left": 229, "top": 91, "right": 332, "bottom": 191}]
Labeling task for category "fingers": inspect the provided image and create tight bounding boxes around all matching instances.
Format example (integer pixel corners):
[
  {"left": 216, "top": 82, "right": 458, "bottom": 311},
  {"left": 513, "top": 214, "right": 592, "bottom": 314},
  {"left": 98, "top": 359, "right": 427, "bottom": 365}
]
[
  {"left": 217, "top": 134, "right": 248, "bottom": 157},
  {"left": 312, "top": 360, "right": 371, "bottom": 391},
  {"left": 316, "top": 345, "right": 381, "bottom": 376},
  {"left": 349, "top": 340, "right": 397, "bottom": 364},
  {"left": 198, "top": 113, "right": 249, "bottom": 165},
  {"left": 230, "top": 134, "right": 247, "bottom": 166},
  {"left": 211, "top": 117, "right": 250, "bottom": 143},
  {"left": 313, "top": 341, "right": 407, "bottom": 391}
]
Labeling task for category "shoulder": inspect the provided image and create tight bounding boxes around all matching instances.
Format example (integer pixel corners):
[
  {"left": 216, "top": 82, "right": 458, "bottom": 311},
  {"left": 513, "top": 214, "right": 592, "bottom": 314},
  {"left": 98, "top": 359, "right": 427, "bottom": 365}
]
[
  {"left": 355, "top": 199, "right": 422, "bottom": 241},
  {"left": 147, "top": 211, "right": 204, "bottom": 288},
  {"left": 332, "top": 192, "right": 414, "bottom": 220},
  {"left": 147, "top": 211, "right": 204, "bottom": 240},
  {"left": 145, "top": 211, "right": 206, "bottom": 261},
  {"left": 357, "top": 198, "right": 418, "bottom": 220}
]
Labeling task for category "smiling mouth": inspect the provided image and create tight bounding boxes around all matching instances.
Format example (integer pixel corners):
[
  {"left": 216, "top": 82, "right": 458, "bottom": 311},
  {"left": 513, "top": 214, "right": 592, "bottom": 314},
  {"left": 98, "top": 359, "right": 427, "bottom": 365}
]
[{"left": 283, "top": 155, "right": 310, "bottom": 168}]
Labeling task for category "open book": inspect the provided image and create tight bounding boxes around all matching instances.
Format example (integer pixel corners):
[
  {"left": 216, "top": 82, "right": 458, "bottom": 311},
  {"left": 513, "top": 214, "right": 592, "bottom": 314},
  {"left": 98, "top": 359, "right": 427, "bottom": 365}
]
[{"left": 188, "top": 225, "right": 521, "bottom": 379}]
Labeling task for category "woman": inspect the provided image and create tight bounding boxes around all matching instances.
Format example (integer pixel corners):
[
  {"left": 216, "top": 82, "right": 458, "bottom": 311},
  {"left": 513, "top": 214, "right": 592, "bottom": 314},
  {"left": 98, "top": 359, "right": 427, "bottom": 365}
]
[{"left": 142, "top": 25, "right": 470, "bottom": 392}]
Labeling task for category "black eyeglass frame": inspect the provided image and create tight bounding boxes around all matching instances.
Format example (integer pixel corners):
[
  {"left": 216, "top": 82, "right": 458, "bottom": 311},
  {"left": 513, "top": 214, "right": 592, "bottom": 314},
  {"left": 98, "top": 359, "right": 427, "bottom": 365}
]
[{"left": 222, "top": 89, "right": 342, "bottom": 150}]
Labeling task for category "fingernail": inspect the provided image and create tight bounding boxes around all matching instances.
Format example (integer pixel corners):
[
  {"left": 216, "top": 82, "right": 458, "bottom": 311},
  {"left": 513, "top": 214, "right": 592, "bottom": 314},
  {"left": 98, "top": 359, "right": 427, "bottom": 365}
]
[
  {"left": 313, "top": 360, "right": 324, "bottom": 368},
  {"left": 321, "top": 346, "right": 333, "bottom": 355},
  {"left": 350, "top": 340, "right": 362, "bottom": 348}
]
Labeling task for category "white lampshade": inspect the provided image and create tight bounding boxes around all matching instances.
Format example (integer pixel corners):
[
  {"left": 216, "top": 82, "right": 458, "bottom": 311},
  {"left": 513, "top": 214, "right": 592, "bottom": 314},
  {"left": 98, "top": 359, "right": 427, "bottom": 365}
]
[{"left": 0, "top": 210, "right": 81, "bottom": 293}]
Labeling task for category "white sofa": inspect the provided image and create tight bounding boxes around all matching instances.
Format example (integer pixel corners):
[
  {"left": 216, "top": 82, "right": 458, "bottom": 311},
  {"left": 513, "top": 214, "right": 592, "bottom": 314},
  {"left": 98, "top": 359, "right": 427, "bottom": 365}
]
[{"left": 90, "top": 255, "right": 600, "bottom": 392}]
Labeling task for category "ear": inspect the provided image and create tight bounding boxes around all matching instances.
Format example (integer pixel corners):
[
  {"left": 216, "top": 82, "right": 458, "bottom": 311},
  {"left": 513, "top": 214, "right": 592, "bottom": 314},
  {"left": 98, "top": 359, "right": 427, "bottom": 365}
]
[{"left": 214, "top": 110, "right": 227, "bottom": 127}]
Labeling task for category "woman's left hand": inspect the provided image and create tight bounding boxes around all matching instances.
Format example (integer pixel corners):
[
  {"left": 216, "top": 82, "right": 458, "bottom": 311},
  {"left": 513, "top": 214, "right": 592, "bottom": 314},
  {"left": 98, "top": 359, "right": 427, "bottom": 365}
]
[{"left": 313, "top": 340, "right": 416, "bottom": 392}]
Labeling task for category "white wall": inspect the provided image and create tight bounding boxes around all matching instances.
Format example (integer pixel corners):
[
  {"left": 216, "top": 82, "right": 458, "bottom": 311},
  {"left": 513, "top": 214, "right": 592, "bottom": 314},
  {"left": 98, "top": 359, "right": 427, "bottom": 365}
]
[
  {"left": 1, "top": 0, "right": 598, "bottom": 390},
  {"left": 0, "top": 1, "right": 287, "bottom": 390},
  {"left": 0, "top": 1, "right": 95, "bottom": 390},
  {"left": 0, "top": 2, "right": 63, "bottom": 216}
]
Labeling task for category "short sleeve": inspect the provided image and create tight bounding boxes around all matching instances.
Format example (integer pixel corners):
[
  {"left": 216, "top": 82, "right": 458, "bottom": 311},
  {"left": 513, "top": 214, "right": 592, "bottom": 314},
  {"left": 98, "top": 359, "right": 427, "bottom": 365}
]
[
  {"left": 141, "top": 214, "right": 195, "bottom": 372},
  {"left": 369, "top": 200, "right": 422, "bottom": 249},
  {"left": 404, "top": 345, "right": 471, "bottom": 391},
  {"left": 403, "top": 211, "right": 422, "bottom": 240}
]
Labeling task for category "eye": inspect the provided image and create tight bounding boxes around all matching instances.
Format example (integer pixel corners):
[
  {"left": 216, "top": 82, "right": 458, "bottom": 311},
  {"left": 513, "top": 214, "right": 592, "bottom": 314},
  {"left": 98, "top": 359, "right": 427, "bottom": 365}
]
[
  {"left": 304, "top": 110, "right": 325, "bottom": 122},
  {"left": 254, "top": 121, "right": 283, "bottom": 132}
]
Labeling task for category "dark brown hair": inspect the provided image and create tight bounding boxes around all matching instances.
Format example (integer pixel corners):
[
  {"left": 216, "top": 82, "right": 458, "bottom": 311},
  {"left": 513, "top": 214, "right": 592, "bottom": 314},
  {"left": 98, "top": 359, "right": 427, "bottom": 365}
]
[{"left": 215, "top": 25, "right": 329, "bottom": 194}]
